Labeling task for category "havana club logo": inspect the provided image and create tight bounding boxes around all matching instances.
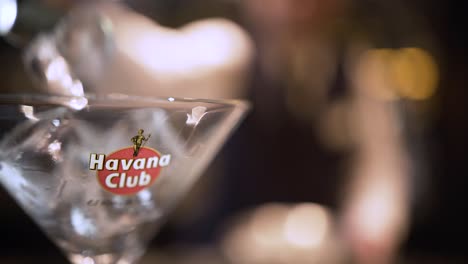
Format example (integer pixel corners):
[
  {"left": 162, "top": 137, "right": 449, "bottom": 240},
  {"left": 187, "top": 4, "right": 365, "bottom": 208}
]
[{"left": 89, "top": 129, "right": 171, "bottom": 195}]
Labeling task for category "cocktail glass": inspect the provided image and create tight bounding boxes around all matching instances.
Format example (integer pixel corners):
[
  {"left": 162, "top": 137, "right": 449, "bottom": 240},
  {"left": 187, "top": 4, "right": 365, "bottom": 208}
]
[{"left": 0, "top": 93, "right": 248, "bottom": 264}]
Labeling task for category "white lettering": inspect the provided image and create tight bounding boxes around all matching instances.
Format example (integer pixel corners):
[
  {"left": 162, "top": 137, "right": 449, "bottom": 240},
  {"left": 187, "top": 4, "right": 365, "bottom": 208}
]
[
  {"left": 146, "top": 156, "right": 159, "bottom": 168},
  {"left": 121, "top": 159, "right": 133, "bottom": 171},
  {"left": 159, "top": 155, "right": 171, "bottom": 167},
  {"left": 126, "top": 175, "right": 138, "bottom": 188},
  {"left": 105, "top": 173, "right": 119, "bottom": 188},
  {"left": 89, "top": 154, "right": 105, "bottom": 170},
  {"left": 103, "top": 171, "right": 154, "bottom": 189},
  {"left": 119, "top": 172, "right": 126, "bottom": 188},
  {"left": 133, "top": 158, "right": 145, "bottom": 170},
  {"left": 106, "top": 159, "right": 118, "bottom": 171},
  {"left": 139, "top": 171, "right": 151, "bottom": 186}
]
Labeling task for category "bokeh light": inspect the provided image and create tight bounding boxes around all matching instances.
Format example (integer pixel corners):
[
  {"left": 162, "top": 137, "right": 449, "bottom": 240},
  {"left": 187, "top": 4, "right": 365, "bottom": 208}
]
[
  {"left": 354, "top": 48, "right": 399, "bottom": 101},
  {"left": 391, "top": 48, "right": 439, "bottom": 100},
  {"left": 222, "top": 203, "right": 341, "bottom": 264},
  {"left": 0, "top": 0, "right": 17, "bottom": 35},
  {"left": 353, "top": 47, "right": 438, "bottom": 101},
  {"left": 284, "top": 203, "right": 329, "bottom": 249}
]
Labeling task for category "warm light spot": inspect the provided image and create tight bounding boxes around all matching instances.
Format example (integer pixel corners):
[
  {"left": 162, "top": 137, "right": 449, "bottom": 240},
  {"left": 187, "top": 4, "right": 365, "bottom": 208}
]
[
  {"left": 284, "top": 203, "right": 329, "bottom": 249},
  {"left": 354, "top": 47, "right": 438, "bottom": 101},
  {"left": 391, "top": 48, "right": 438, "bottom": 100}
]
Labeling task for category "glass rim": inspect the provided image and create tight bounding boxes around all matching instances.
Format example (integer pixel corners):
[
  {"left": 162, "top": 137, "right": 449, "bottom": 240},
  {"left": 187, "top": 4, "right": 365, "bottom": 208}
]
[{"left": 0, "top": 93, "right": 249, "bottom": 109}]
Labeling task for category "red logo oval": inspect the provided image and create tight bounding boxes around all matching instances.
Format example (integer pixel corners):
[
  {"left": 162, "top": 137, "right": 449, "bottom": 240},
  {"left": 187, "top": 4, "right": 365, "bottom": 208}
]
[{"left": 91, "top": 147, "right": 170, "bottom": 195}]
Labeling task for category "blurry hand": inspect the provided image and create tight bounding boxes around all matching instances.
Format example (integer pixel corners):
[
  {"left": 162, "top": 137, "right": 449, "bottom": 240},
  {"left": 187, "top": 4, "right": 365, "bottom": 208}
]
[{"left": 67, "top": 2, "right": 253, "bottom": 99}]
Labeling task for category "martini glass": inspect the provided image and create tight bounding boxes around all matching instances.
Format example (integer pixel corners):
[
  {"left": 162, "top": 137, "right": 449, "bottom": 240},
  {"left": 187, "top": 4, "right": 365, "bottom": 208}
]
[{"left": 0, "top": 93, "right": 248, "bottom": 264}]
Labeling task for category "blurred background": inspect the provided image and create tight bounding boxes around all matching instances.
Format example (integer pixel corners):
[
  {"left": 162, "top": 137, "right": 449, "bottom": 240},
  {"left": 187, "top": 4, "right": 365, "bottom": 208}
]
[{"left": 0, "top": 0, "right": 467, "bottom": 263}]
